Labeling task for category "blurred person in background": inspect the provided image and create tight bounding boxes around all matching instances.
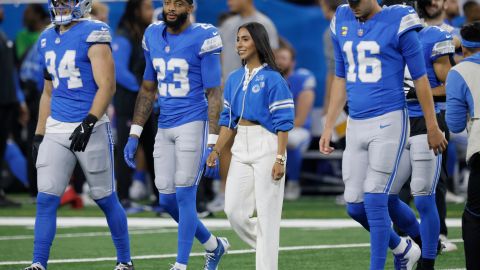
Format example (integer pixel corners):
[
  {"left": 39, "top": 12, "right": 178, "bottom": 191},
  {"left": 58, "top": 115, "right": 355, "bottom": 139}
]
[
  {"left": 16, "top": 4, "right": 50, "bottom": 198},
  {"left": 463, "top": 1, "right": 480, "bottom": 24},
  {"left": 91, "top": 0, "right": 109, "bottom": 23},
  {"left": 444, "top": 0, "right": 464, "bottom": 27},
  {"left": 113, "top": 0, "right": 157, "bottom": 209},
  {"left": 445, "top": 21, "right": 480, "bottom": 270},
  {"left": 208, "top": 0, "right": 280, "bottom": 213},
  {"left": 0, "top": 5, "right": 22, "bottom": 208},
  {"left": 275, "top": 39, "right": 315, "bottom": 200}
]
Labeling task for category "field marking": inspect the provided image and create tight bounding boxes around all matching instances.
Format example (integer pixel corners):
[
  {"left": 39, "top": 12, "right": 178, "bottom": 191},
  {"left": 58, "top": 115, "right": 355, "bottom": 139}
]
[
  {"left": 0, "top": 217, "right": 463, "bottom": 228},
  {"left": 0, "top": 228, "right": 179, "bottom": 241},
  {"left": 0, "top": 239, "right": 464, "bottom": 266}
]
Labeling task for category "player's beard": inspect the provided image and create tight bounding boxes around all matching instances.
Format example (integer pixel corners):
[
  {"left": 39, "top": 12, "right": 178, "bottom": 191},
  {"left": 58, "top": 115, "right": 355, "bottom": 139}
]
[{"left": 163, "top": 10, "right": 189, "bottom": 31}]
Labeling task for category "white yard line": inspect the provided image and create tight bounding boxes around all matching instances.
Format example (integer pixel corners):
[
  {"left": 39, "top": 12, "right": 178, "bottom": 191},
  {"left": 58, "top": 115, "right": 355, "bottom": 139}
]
[
  {"left": 0, "top": 217, "right": 463, "bottom": 228},
  {"left": 0, "top": 239, "right": 464, "bottom": 266},
  {"left": 0, "top": 228, "right": 179, "bottom": 241}
]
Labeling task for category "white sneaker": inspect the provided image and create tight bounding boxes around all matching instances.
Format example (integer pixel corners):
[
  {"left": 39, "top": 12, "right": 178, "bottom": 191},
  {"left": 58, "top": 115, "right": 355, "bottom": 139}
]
[
  {"left": 393, "top": 238, "right": 421, "bottom": 270},
  {"left": 445, "top": 191, "right": 466, "bottom": 204},
  {"left": 129, "top": 180, "right": 148, "bottom": 200},
  {"left": 439, "top": 234, "right": 458, "bottom": 252},
  {"left": 284, "top": 181, "right": 301, "bottom": 201},
  {"left": 207, "top": 194, "right": 225, "bottom": 213}
]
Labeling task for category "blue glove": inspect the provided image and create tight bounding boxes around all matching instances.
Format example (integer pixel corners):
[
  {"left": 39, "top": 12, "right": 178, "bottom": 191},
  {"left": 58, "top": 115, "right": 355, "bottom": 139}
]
[
  {"left": 204, "top": 146, "right": 220, "bottom": 179},
  {"left": 124, "top": 136, "right": 139, "bottom": 169}
]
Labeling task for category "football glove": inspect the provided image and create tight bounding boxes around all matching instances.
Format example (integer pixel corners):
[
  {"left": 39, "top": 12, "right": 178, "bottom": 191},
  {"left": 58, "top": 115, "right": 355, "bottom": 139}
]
[
  {"left": 69, "top": 114, "right": 98, "bottom": 152},
  {"left": 403, "top": 78, "right": 417, "bottom": 101},
  {"left": 204, "top": 146, "right": 220, "bottom": 179},
  {"left": 124, "top": 136, "right": 139, "bottom": 169},
  {"left": 32, "top": 134, "right": 44, "bottom": 165}
]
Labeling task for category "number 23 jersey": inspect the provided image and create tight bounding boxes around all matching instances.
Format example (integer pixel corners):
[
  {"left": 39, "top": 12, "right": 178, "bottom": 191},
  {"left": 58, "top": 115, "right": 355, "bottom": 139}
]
[
  {"left": 331, "top": 4, "right": 423, "bottom": 119},
  {"left": 142, "top": 22, "right": 223, "bottom": 129}
]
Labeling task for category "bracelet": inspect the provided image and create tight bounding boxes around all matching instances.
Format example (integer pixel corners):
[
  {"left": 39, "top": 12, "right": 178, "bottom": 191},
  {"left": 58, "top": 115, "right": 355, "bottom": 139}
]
[
  {"left": 208, "top": 134, "right": 219, "bottom": 145},
  {"left": 129, "top": 124, "right": 143, "bottom": 137},
  {"left": 212, "top": 148, "right": 221, "bottom": 157},
  {"left": 275, "top": 159, "right": 285, "bottom": 165}
]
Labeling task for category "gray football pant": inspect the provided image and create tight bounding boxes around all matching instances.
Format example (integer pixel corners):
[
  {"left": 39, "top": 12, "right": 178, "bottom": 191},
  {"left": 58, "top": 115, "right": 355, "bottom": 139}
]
[
  {"left": 153, "top": 120, "right": 207, "bottom": 194},
  {"left": 390, "top": 133, "right": 442, "bottom": 196},
  {"left": 342, "top": 109, "right": 409, "bottom": 203},
  {"left": 36, "top": 123, "right": 115, "bottom": 200}
]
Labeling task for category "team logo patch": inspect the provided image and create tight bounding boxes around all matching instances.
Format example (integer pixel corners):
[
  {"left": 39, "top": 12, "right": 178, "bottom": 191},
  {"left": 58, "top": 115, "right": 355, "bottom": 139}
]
[
  {"left": 55, "top": 38, "right": 61, "bottom": 44},
  {"left": 41, "top": 38, "right": 47, "bottom": 48},
  {"left": 341, "top": 26, "right": 348, "bottom": 36},
  {"left": 252, "top": 84, "right": 261, "bottom": 93}
]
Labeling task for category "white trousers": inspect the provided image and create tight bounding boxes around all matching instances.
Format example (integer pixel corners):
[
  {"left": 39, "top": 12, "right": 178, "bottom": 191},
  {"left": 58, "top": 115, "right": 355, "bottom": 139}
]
[{"left": 224, "top": 125, "right": 285, "bottom": 270}]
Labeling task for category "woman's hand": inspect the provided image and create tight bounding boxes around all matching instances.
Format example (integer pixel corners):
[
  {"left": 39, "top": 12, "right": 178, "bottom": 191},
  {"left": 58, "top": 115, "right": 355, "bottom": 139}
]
[
  {"left": 271, "top": 162, "right": 285, "bottom": 181},
  {"left": 206, "top": 150, "right": 219, "bottom": 167}
]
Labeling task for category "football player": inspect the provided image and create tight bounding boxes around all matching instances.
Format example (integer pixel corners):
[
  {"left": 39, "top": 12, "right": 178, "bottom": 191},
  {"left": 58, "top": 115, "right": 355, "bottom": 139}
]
[
  {"left": 319, "top": 0, "right": 447, "bottom": 269},
  {"left": 386, "top": 2, "right": 455, "bottom": 267},
  {"left": 27, "top": 0, "right": 133, "bottom": 270},
  {"left": 123, "top": 0, "right": 228, "bottom": 269}
]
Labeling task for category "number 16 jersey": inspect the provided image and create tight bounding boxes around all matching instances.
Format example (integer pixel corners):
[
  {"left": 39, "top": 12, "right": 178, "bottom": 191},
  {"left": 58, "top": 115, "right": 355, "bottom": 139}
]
[
  {"left": 331, "top": 4, "right": 423, "bottom": 119},
  {"left": 143, "top": 22, "right": 223, "bottom": 129}
]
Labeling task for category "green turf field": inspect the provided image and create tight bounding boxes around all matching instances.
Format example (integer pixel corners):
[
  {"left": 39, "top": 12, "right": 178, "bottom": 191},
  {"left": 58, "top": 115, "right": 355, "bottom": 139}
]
[{"left": 0, "top": 196, "right": 466, "bottom": 270}]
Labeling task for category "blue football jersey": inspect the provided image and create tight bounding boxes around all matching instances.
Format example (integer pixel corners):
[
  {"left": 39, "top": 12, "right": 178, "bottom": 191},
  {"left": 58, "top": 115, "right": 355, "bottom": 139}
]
[
  {"left": 287, "top": 68, "right": 316, "bottom": 129},
  {"left": 37, "top": 19, "right": 112, "bottom": 122},
  {"left": 407, "top": 26, "right": 455, "bottom": 118},
  {"left": 331, "top": 4, "right": 423, "bottom": 119},
  {"left": 142, "top": 22, "right": 223, "bottom": 129}
]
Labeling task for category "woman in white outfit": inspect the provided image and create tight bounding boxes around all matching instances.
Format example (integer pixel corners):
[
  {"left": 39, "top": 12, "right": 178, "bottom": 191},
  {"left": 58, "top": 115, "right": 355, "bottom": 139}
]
[{"left": 206, "top": 22, "right": 294, "bottom": 270}]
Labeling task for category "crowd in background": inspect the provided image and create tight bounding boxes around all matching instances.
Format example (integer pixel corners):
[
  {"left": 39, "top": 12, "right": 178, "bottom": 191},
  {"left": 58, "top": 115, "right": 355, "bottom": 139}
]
[{"left": 0, "top": 0, "right": 477, "bottom": 247}]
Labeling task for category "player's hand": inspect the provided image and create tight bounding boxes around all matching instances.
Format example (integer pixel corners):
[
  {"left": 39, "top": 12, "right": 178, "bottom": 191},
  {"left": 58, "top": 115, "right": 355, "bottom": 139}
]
[
  {"left": 32, "top": 134, "right": 44, "bottom": 165},
  {"left": 124, "top": 136, "right": 139, "bottom": 169},
  {"left": 69, "top": 114, "right": 97, "bottom": 152},
  {"left": 319, "top": 129, "right": 334, "bottom": 154},
  {"left": 427, "top": 127, "right": 448, "bottom": 155},
  {"left": 204, "top": 146, "right": 220, "bottom": 178},
  {"left": 271, "top": 162, "right": 285, "bottom": 181}
]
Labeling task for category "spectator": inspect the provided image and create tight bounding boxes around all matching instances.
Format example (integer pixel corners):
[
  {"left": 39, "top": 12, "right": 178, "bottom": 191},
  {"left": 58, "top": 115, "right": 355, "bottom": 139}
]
[
  {"left": 112, "top": 0, "right": 157, "bottom": 208},
  {"left": 16, "top": 4, "right": 49, "bottom": 197},
  {"left": 463, "top": 1, "right": 480, "bottom": 24},
  {"left": 0, "top": 5, "right": 21, "bottom": 207},
  {"left": 220, "top": 0, "right": 279, "bottom": 78},
  {"left": 445, "top": 21, "right": 480, "bottom": 270},
  {"left": 91, "top": 1, "right": 110, "bottom": 23},
  {"left": 445, "top": 0, "right": 465, "bottom": 27},
  {"left": 275, "top": 39, "right": 315, "bottom": 200}
]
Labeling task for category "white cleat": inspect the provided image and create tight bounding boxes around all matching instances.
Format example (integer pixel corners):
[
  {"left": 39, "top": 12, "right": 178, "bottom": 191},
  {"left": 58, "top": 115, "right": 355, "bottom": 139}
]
[
  {"left": 393, "top": 238, "right": 421, "bottom": 270},
  {"left": 129, "top": 180, "right": 148, "bottom": 200}
]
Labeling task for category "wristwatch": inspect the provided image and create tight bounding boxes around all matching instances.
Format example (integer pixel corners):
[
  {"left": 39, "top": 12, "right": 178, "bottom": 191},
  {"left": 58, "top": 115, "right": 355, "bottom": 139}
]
[{"left": 276, "top": 154, "right": 286, "bottom": 165}]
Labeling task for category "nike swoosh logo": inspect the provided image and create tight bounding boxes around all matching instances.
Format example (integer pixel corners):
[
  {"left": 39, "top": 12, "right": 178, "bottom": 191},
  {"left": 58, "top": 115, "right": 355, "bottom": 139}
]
[
  {"left": 80, "top": 125, "right": 84, "bottom": 133},
  {"left": 213, "top": 31, "right": 218, "bottom": 35},
  {"left": 101, "top": 27, "right": 108, "bottom": 31},
  {"left": 380, "top": 124, "right": 392, "bottom": 129}
]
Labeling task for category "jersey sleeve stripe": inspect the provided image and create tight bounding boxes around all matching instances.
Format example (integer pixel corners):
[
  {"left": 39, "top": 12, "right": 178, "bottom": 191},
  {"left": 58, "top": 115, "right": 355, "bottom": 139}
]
[
  {"left": 398, "top": 13, "right": 422, "bottom": 35},
  {"left": 200, "top": 35, "right": 223, "bottom": 55},
  {"left": 269, "top": 99, "right": 294, "bottom": 109},
  {"left": 86, "top": 30, "right": 112, "bottom": 43},
  {"left": 432, "top": 40, "right": 456, "bottom": 57},
  {"left": 270, "top": 104, "right": 295, "bottom": 113},
  {"left": 142, "top": 36, "right": 149, "bottom": 51}
]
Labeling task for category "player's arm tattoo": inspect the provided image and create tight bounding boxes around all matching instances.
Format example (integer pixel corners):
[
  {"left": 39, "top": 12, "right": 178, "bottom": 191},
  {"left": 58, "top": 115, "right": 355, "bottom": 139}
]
[
  {"left": 132, "top": 81, "right": 157, "bottom": 126},
  {"left": 206, "top": 86, "right": 222, "bottom": 135}
]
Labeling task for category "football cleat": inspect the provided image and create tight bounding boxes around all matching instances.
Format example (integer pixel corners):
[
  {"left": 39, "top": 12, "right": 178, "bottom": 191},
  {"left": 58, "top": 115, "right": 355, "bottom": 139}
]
[
  {"left": 24, "top": 262, "right": 45, "bottom": 270},
  {"left": 394, "top": 238, "right": 421, "bottom": 270},
  {"left": 114, "top": 262, "right": 134, "bottom": 270},
  {"left": 204, "top": 237, "right": 230, "bottom": 270}
]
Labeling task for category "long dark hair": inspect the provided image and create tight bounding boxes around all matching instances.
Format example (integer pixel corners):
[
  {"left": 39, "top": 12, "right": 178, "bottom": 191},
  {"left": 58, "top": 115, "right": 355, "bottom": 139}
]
[
  {"left": 237, "top": 22, "right": 279, "bottom": 71},
  {"left": 118, "top": 0, "right": 148, "bottom": 44}
]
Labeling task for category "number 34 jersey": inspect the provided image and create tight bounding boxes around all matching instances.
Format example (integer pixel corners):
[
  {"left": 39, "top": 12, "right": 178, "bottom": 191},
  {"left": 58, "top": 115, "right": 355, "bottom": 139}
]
[
  {"left": 37, "top": 19, "right": 112, "bottom": 123},
  {"left": 331, "top": 4, "right": 423, "bottom": 119},
  {"left": 142, "top": 22, "right": 223, "bottom": 129}
]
